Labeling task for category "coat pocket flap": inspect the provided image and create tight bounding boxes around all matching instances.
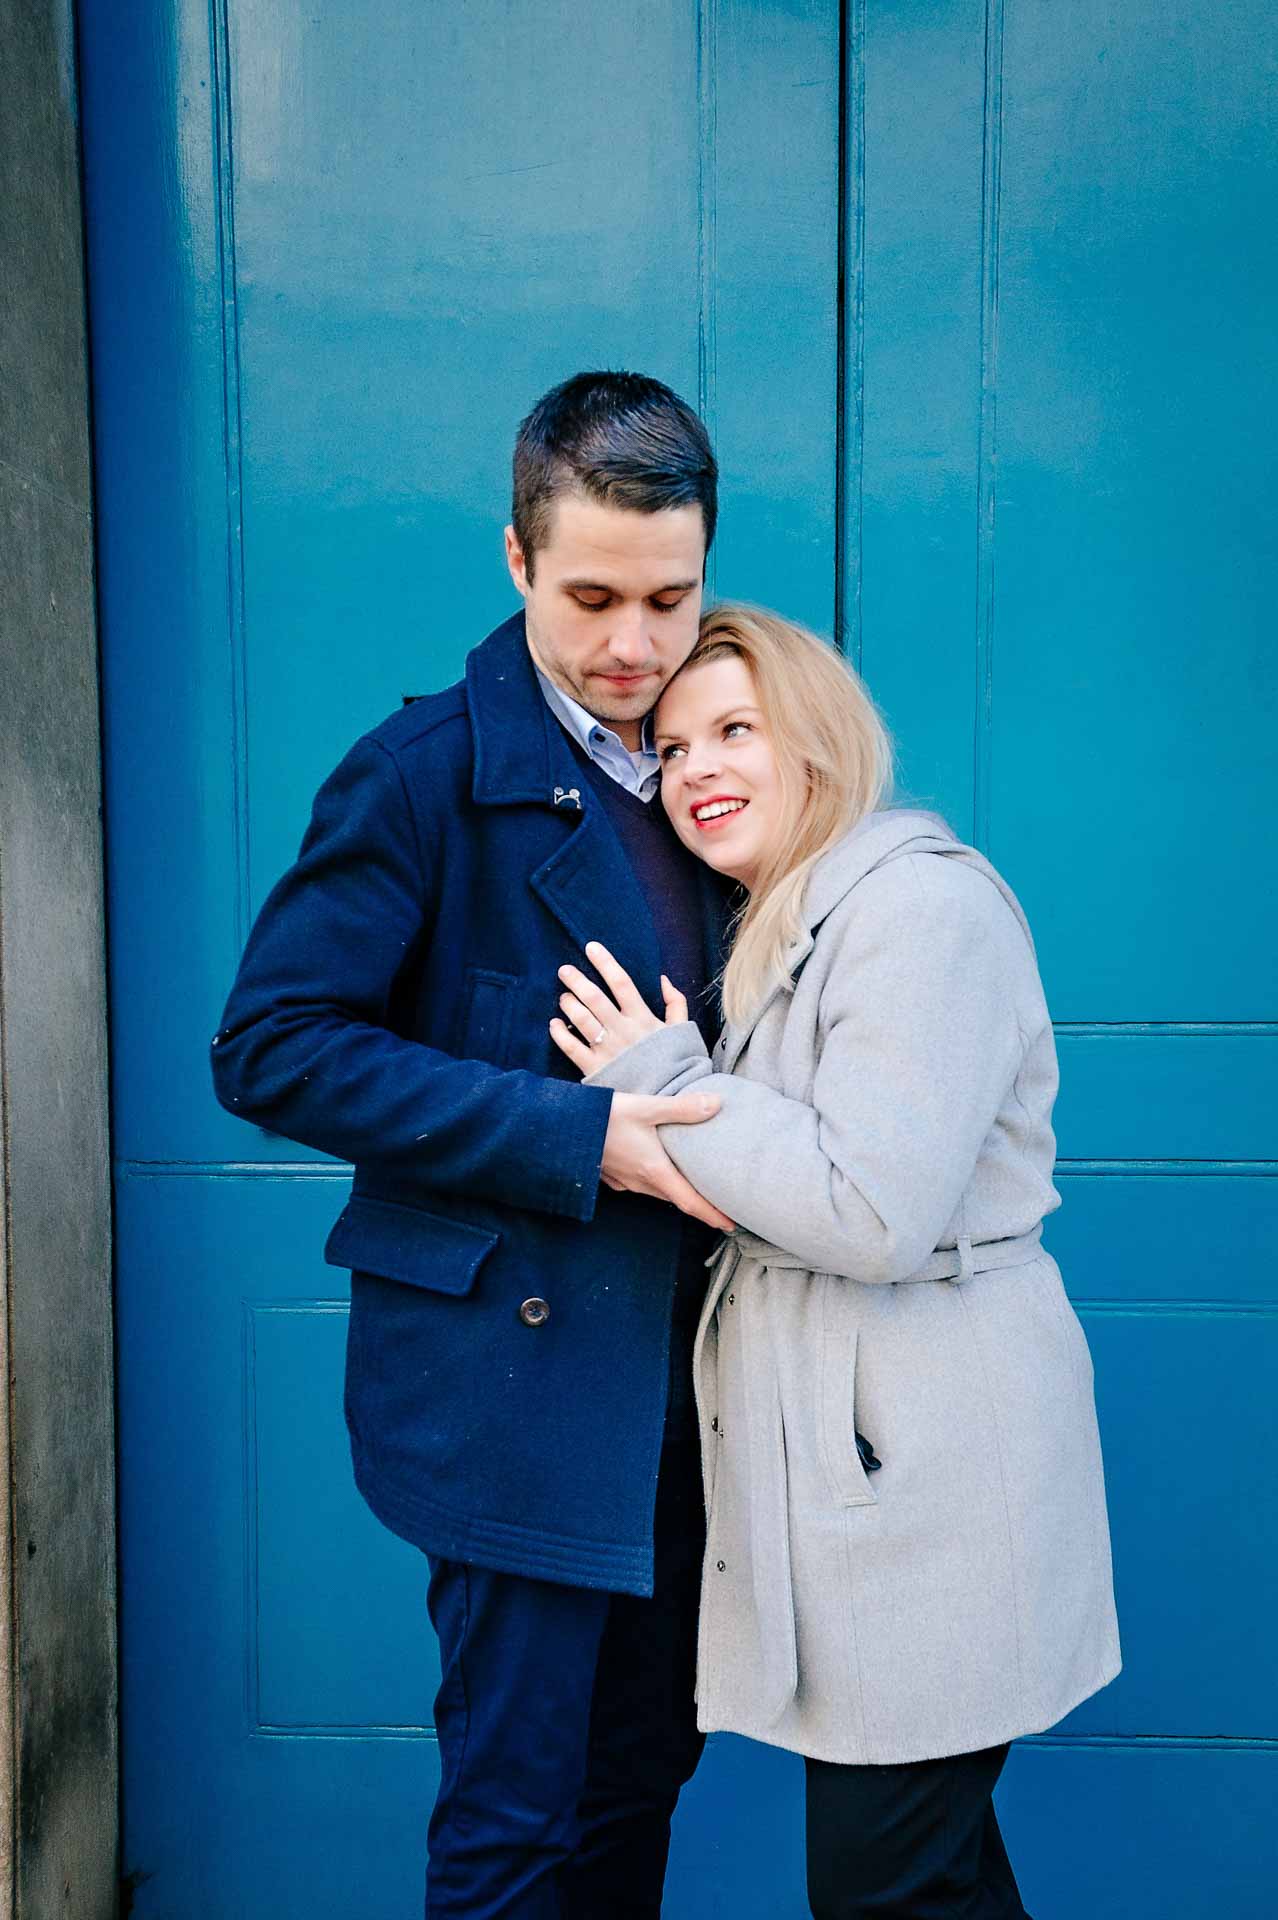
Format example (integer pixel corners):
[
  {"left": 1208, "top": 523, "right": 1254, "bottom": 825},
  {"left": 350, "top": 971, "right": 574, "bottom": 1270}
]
[{"left": 323, "top": 1195, "right": 499, "bottom": 1296}]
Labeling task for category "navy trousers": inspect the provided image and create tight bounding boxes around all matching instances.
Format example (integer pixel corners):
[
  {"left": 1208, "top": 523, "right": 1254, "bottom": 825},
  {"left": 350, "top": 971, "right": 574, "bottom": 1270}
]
[
  {"left": 423, "top": 1410, "right": 705, "bottom": 1918},
  {"left": 805, "top": 1741, "right": 1030, "bottom": 1919}
]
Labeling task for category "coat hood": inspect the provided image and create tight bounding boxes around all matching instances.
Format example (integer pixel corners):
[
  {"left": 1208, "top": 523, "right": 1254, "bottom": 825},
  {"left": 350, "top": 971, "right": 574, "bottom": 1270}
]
[
  {"left": 713, "top": 808, "right": 1038, "bottom": 1073},
  {"left": 799, "top": 807, "right": 1037, "bottom": 959}
]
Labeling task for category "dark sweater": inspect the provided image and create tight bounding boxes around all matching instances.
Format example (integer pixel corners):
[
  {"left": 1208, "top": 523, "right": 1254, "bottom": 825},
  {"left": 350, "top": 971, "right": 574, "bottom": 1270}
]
[{"left": 565, "top": 737, "right": 722, "bottom": 1416}]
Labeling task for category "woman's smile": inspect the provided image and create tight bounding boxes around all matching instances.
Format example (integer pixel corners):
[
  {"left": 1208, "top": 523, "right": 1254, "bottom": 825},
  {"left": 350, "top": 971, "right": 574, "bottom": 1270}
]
[{"left": 690, "top": 794, "right": 750, "bottom": 830}]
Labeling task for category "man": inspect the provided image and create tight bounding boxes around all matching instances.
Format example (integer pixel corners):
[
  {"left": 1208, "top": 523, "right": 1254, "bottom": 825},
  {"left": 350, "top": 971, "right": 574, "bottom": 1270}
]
[{"left": 211, "top": 371, "right": 736, "bottom": 1918}]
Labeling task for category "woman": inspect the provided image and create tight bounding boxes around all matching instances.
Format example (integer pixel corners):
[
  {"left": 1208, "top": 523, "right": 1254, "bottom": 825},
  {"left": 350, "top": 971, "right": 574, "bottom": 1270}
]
[{"left": 548, "top": 605, "right": 1121, "bottom": 1920}]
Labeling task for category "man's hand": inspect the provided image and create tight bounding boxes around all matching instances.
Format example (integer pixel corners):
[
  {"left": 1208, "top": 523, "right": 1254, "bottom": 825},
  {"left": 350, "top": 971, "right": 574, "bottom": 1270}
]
[{"left": 601, "top": 1091, "right": 734, "bottom": 1232}]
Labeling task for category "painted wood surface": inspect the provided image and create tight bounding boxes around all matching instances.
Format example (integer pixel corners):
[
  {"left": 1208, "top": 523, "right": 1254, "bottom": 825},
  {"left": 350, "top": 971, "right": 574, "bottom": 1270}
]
[{"left": 79, "top": 1, "right": 1276, "bottom": 1912}]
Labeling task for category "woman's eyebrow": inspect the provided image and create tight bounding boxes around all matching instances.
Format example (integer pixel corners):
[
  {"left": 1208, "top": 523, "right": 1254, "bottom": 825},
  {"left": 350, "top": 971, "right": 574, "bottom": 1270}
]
[{"left": 655, "top": 705, "right": 761, "bottom": 744}]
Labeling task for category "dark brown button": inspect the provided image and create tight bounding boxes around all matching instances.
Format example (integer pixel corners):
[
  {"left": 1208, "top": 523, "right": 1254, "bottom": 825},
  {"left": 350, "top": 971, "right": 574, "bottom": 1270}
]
[{"left": 518, "top": 1296, "right": 550, "bottom": 1328}]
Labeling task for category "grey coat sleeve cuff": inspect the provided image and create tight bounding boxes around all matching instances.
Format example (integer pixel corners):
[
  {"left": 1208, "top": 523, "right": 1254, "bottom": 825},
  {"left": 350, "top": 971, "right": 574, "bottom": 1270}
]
[{"left": 582, "top": 1022, "right": 713, "bottom": 1096}]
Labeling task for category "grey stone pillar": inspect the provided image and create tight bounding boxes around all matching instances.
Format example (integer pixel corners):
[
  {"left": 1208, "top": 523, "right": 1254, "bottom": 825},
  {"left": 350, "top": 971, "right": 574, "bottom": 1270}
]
[{"left": 0, "top": 0, "right": 119, "bottom": 1914}]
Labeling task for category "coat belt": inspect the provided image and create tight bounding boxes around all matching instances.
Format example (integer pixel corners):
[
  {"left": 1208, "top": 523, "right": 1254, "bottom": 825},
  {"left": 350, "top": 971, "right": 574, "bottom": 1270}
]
[{"left": 705, "top": 1222, "right": 1044, "bottom": 1286}]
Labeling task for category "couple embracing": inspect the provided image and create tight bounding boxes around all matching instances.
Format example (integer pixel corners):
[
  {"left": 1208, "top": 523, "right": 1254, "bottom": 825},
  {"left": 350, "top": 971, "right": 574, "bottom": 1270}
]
[{"left": 212, "top": 371, "right": 1120, "bottom": 1919}]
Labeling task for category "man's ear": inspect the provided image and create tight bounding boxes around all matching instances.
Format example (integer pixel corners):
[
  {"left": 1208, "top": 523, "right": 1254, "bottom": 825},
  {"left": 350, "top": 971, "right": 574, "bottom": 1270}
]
[{"left": 504, "top": 524, "right": 530, "bottom": 597}]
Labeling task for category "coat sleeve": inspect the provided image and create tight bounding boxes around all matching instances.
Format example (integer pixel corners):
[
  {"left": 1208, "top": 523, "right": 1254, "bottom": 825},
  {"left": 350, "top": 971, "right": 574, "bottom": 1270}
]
[
  {"left": 210, "top": 733, "right": 613, "bottom": 1221},
  {"left": 583, "top": 857, "right": 1029, "bottom": 1281}
]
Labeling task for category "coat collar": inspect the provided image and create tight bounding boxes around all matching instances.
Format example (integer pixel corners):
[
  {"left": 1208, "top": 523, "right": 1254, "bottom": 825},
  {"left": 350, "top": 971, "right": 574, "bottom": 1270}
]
[{"left": 465, "top": 610, "right": 588, "bottom": 810}]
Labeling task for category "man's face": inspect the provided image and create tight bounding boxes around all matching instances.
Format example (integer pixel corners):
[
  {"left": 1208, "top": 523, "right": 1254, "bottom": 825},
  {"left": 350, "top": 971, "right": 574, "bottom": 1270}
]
[{"left": 505, "top": 494, "right": 706, "bottom": 750}]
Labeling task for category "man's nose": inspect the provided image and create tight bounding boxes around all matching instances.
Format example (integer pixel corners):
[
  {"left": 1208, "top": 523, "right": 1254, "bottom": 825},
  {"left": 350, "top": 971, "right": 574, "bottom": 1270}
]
[{"left": 607, "top": 609, "right": 650, "bottom": 665}]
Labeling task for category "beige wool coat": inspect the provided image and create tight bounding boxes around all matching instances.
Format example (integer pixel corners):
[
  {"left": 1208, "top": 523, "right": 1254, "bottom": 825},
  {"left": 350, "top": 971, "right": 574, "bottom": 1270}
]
[{"left": 587, "top": 809, "right": 1121, "bottom": 1764}]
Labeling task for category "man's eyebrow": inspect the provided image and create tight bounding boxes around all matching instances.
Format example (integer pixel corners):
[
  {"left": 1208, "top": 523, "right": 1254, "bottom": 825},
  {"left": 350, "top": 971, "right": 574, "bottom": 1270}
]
[
  {"left": 655, "top": 705, "right": 762, "bottom": 743},
  {"left": 559, "top": 578, "right": 700, "bottom": 593}
]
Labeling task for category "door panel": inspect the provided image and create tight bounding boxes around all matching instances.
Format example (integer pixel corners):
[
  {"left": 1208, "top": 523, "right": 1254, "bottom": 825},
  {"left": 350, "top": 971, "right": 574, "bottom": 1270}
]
[
  {"left": 85, "top": 1, "right": 843, "bottom": 1913},
  {"left": 81, "top": 0, "right": 1275, "bottom": 1913},
  {"left": 990, "top": 0, "right": 1278, "bottom": 1020}
]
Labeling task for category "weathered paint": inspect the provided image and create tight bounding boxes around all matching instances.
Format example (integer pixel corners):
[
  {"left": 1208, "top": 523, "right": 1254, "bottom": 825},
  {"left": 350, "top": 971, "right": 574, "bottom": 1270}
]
[{"left": 0, "top": 0, "right": 118, "bottom": 1913}]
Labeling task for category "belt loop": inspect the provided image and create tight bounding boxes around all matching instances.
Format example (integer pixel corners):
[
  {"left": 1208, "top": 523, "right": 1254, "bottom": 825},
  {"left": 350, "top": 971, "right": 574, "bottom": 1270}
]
[
  {"left": 957, "top": 1232, "right": 975, "bottom": 1283},
  {"left": 705, "top": 1233, "right": 739, "bottom": 1279}
]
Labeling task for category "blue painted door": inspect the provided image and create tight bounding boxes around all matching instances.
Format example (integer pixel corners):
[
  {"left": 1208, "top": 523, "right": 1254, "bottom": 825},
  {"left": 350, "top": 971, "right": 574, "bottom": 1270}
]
[{"left": 79, "top": 2, "right": 1275, "bottom": 1914}]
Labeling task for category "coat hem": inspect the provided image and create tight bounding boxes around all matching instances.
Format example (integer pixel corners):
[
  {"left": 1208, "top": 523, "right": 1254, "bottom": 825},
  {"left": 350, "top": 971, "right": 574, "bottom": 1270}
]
[
  {"left": 695, "top": 1654, "right": 1124, "bottom": 1766},
  {"left": 352, "top": 1451, "right": 656, "bottom": 1597}
]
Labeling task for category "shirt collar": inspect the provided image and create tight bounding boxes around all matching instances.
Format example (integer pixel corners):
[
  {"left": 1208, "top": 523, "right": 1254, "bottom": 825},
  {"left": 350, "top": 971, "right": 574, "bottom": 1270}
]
[{"left": 533, "top": 664, "right": 662, "bottom": 799}]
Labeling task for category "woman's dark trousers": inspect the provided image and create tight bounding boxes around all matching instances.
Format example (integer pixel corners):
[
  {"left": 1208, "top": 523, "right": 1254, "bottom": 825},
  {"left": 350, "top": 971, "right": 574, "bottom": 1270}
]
[
  {"left": 422, "top": 1408, "right": 705, "bottom": 1919},
  {"left": 805, "top": 1741, "right": 1031, "bottom": 1919}
]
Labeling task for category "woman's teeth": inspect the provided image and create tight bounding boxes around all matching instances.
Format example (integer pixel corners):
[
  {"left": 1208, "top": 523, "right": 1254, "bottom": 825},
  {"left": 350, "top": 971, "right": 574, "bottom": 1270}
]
[{"left": 693, "top": 800, "right": 747, "bottom": 822}]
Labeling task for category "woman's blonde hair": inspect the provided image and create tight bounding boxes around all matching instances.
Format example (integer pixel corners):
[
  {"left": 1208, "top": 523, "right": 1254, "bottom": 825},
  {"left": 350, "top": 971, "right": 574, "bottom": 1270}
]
[{"left": 667, "top": 603, "right": 894, "bottom": 1026}]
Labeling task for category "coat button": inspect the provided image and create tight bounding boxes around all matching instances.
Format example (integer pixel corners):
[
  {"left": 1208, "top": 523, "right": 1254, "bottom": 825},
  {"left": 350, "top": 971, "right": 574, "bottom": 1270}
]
[
  {"left": 716, "top": 1560, "right": 726, "bottom": 1572},
  {"left": 518, "top": 1297, "right": 550, "bottom": 1327}
]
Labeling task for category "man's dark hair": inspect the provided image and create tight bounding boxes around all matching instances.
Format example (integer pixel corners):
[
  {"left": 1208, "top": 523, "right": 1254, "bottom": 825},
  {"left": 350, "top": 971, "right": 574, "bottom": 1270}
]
[{"left": 511, "top": 370, "right": 718, "bottom": 578}]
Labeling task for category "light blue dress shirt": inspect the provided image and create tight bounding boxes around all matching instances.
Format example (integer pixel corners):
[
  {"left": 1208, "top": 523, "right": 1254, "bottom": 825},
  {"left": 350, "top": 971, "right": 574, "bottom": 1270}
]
[{"left": 534, "top": 664, "right": 663, "bottom": 803}]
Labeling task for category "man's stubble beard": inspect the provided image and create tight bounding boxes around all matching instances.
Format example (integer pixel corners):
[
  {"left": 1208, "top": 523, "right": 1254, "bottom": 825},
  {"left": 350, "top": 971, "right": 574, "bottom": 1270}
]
[{"left": 527, "top": 621, "right": 665, "bottom": 730}]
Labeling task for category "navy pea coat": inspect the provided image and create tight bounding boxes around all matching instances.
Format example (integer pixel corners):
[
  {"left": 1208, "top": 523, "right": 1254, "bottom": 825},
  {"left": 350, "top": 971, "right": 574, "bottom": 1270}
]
[{"left": 211, "top": 612, "right": 731, "bottom": 1595}]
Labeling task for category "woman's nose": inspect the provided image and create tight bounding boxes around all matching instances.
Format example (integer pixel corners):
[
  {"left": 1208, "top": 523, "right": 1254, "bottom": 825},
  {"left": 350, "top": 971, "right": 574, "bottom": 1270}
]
[{"left": 684, "top": 742, "right": 723, "bottom": 782}]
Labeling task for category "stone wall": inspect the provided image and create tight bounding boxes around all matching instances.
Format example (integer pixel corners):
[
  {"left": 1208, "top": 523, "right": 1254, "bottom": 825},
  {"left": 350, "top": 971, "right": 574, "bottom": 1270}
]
[{"left": 0, "top": 0, "right": 118, "bottom": 1912}]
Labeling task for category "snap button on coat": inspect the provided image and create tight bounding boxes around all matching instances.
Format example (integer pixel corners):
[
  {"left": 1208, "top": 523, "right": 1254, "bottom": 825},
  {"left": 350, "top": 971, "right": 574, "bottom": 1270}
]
[{"left": 518, "top": 1296, "right": 550, "bottom": 1327}]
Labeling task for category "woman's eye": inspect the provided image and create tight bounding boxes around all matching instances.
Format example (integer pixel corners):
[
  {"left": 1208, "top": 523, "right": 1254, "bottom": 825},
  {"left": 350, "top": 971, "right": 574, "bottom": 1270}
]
[
  {"left": 724, "top": 721, "right": 752, "bottom": 738},
  {"left": 660, "top": 744, "right": 686, "bottom": 762}
]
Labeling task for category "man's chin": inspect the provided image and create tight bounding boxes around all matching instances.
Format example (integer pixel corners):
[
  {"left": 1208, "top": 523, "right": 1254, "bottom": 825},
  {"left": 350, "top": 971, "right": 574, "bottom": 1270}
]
[{"left": 581, "top": 684, "right": 664, "bottom": 722}]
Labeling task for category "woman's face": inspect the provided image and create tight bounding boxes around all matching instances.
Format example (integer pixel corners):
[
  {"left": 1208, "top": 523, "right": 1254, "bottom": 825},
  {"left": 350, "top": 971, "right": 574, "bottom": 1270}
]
[{"left": 654, "top": 654, "right": 787, "bottom": 889}]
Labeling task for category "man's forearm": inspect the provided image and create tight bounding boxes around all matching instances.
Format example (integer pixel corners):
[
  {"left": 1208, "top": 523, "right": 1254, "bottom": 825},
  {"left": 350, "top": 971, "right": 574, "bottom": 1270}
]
[{"left": 212, "top": 1006, "right": 614, "bottom": 1220}]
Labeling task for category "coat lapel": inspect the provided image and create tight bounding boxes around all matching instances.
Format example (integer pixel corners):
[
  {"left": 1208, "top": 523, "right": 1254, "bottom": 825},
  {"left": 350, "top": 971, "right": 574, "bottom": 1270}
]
[
  {"left": 465, "top": 613, "right": 665, "bottom": 1000},
  {"left": 528, "top": 800, "right": 664, "bottom": 1003}
]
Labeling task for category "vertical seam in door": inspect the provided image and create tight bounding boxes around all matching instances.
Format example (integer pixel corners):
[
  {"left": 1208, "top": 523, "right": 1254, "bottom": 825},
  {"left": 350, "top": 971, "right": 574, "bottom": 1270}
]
[
  {"left": 241, "top": 1298, "right": 262, "bottom": 1732},
  {"left": 974, "top": 0, "right": 1005, "bottom": 856},
  {"left": 209, "top": 0, "right": 252, "bottom": 944},
  {"left": 836, "top": 0, "right": 866, "bottom": 668},
  {"left": 697, "top": 0, "right": 719, "bottom": 604}
]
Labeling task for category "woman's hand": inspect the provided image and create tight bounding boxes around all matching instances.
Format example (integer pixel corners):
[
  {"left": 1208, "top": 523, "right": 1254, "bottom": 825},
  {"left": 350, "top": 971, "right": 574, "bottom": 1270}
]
[{"left": 550, "top": 941, "right": 690, "bottom": 1076}]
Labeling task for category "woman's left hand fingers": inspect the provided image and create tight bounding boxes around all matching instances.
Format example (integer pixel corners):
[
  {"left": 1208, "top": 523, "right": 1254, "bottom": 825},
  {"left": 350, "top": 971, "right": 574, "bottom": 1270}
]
[
  {"left": 552, "top": 947, "right": 665, "bottom": 1075},
  {"left": 583, "top": 942, "right": 644, "bottom": 1013},
  {"left": 557, "top": 964, "right": 616, "bottom": 1022},
  {"left": 661, "top": 974, "right": 690, "bottom": 1024},
  {"left": 559, "top": 991, "right": 607, "bottom": 1042},
  {"left": 549, "top": 1016, "right": 593, "bottom": 1070}
]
